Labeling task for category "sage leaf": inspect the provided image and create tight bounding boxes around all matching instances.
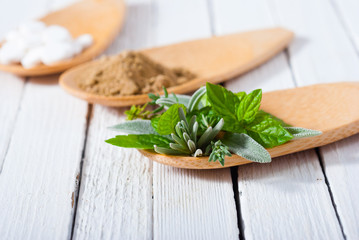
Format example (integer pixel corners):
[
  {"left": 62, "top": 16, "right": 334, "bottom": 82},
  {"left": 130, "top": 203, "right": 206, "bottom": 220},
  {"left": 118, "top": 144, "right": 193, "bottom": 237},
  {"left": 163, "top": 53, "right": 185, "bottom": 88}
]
[
  {"left": 284, "top": 127, "right": 322, "bottom": 140},
  {"left": 222, "top": 133, "right": 271, "bottom": 163},
  {"left": 188, "top": 87, "right": 206, "bottom": 112},
  {"left": 246, "top": 111, "right": 293, "bottom": 148},
  {"left": 109, "top": 120, "right": 157, "bottom": 135},
  {"left": 105, "top": 134, "right": 170, "bottom": 149},
  {"left": 206, "top": 82, "right": 239, "bottom": 121},
  {"left": 157, "top": 104, "right": 186, "bottom": 135},
  {"left": 155, "top": 98, "right": 177, "bottom": 107},
  {"left": 236, "top": 89, "right": 262, "bottom": 123},
  {"left": 166, "top": 94, "right": 191, "bottom": 108},
  {"left": 154, "top": 145, "right": 186, "bottom": 155}
]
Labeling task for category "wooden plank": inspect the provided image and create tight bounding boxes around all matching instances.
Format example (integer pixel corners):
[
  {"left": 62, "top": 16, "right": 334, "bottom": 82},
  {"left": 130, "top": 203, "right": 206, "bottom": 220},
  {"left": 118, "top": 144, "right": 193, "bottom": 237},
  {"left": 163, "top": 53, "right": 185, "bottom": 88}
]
[
  {"left": 272, "top": 0, "right": 359, "bottom": 84},
  {"left": 73, "top": 108, "right": 154, "bottom": 240},
  {"left": 320, "top": 2, "right": 359, "bottom": 238},
  {"left": 154, "top": 167, "right": 239, "bottom": 240},
  {"left": 319, "top": 135, "right": 359, "bottom": 239},
  {"left": 0, "top": 0, "right": 89, "bottom": 239},
  {"left": 272, "top": 0, "right": 359, "bottom": 239},
  {"left": 212, "top": 0, "right": 344, "bottom": 239},
  {"left": 151, "top": 0, "right": 239, "bottom": 239},
  {"left": 72, "top": 0, "right": 155, "bottom": 239},
  {"left": 329, "top": 0, "right": 359, "bottom": 52},
  {"left": 237, "top": 152, "right": 343, "bottom": 240},
  {"left": 0, "top": 75, "right": 88, "bottom": 239},
  {"left": 0, "top": 73, "right": 24, "bottom": 171}
]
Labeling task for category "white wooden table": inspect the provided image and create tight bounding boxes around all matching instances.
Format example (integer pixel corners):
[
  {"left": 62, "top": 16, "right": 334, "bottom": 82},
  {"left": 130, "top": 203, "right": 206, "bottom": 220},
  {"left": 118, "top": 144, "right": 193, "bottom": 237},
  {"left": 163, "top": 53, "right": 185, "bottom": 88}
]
[{"left": 1, "top": 0, "right": 359, "bottom": 239}]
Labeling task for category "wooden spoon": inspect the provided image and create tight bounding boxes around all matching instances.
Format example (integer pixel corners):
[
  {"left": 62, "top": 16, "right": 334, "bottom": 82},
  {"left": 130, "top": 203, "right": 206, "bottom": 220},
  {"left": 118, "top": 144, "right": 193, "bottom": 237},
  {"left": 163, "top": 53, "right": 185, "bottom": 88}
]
[
  {"left": 139, "top": 82, "right": 359, "bottom": 169},
  {"left": 0, "top": 0, "right": 125, "bottom": 76},
  {"left": 59, "top": 27, "right": 293, "bottom": 106}
]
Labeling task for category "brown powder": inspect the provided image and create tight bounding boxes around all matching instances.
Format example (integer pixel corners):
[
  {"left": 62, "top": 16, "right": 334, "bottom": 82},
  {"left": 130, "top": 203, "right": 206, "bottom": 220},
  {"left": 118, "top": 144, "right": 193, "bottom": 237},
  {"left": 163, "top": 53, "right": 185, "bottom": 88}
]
[{"left": 76, "top": 51, "right": 195, "bottom": 96}]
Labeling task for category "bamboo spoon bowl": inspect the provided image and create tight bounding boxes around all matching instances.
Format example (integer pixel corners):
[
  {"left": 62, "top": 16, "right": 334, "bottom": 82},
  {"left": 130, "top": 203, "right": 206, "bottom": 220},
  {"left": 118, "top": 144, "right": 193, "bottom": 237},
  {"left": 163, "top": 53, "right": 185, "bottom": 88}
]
[
  {"left": 0, "top": 0, "right": 126, "bottom": 76},
  {"left": 139, "top": 82, "right": 359, "bottom": 169},
  {"left": 59, "top": 28, "right": 293, "bottom": 106}
]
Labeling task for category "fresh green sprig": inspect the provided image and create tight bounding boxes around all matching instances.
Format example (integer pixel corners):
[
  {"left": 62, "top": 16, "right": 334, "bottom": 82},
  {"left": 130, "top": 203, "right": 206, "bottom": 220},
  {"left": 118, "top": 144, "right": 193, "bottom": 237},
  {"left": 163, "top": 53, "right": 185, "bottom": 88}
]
[
  {"left": 107, "top": 83, "right": 322, "bottom": 166},
  {"left": 206, "top": 140, "right": 232, "bottom": 166}
]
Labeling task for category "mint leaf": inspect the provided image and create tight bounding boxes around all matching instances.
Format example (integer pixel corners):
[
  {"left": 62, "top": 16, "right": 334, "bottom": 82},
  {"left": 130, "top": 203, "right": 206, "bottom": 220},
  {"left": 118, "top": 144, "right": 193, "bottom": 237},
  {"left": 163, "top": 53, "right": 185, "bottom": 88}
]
[
  {"left": 284, "top": 127, "right": 322, "bottom": 139},
  {"left": 221, "top": 119, "right": 246, "bottom": 133},
  {"left": 235, "top": 91, "right": 246, "bottom": 101},
  {"left": 157, "top": 104, "right": 186, "bottom": 135},
  {"left": 236, "top": 89, "right": 262, "bottom": 123},
  {"left": 222, "top": 133, "right": 271, "bottom": 163},
  {"left": 246, "top": 112, "right": 293, "bottom": 148},
  {"left": 105, "top": 134, "right": 170, "bottom": 149},
  {"left": 200, "top": 93, "right": 211, "bottom": 107},
  {"left": 151, "top": 117, "right": 160, "bottom": 133},
  {"left": 206, "top": 82, "right": 239, "bottom": 121},
  {"left": 259, "top": 110, "right": 292, "bottom": 127},
  {"left": 108, "top": 120, "right": 157, "bottom": 135}
]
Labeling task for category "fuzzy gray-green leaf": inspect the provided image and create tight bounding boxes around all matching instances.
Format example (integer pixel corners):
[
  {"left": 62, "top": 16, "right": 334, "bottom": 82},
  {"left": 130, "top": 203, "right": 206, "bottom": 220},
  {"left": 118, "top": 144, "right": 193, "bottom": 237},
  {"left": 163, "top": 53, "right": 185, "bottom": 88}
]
[
  {"left": 108, "top": 120, "right": 158, "bottom": 135},
  {"left": 197, "top": 126, "right": 213, "bottom": 148},
  {"left": 188, "top": 87, "right": 206, "bottom": 112},
  {"left": 284, "top": 127, "right": 322, "bottom": 140},
  {"left": 187, "top": 140, "right": 196, "bottom": 152},
  {"left": 171, "top": 133, "right": 187, "bottom": 147},
  {"left": 154, "top": 145, "right": 185, "bottom": 155},
  {"left": 222, "top": 133, "right": 271, "bottom": 163},
  {"left": 169, "top": 143, "right": 190, "bottom": 153}
]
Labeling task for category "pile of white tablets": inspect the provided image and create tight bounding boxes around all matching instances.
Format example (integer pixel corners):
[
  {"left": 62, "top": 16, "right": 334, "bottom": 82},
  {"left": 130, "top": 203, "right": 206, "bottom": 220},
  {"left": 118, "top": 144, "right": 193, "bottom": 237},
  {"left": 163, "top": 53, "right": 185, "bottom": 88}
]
[{"left": 0, "top": 21, "right": 93, "bottom": 68}]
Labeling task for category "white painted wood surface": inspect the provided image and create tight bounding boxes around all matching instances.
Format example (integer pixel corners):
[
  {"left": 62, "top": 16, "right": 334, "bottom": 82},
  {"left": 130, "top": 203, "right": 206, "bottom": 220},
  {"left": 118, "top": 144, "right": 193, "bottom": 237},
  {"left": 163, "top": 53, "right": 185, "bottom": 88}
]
[
  {"left": 273, "top": 0, "right": 359, "bottom": 239},
  {"left": 0, "top": 0, "right": 358, "bottom": 239},
  {"left": 0, "top": 0, "right": 88, "bottom": 239},
  {"left": 212, "top": 0, "right": 344, "bottom": 239},
  {"left": 327, "top": 0, "right": 359, "bottom": 53}
]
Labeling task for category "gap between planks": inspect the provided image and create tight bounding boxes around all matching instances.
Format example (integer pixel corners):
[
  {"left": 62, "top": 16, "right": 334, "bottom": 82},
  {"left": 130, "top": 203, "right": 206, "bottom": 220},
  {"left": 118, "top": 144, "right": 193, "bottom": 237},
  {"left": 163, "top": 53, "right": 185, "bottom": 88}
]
[
  {"left": 70, "top": 104, "right": 93, "bottom": 240},
  {"left": 0, "top": 78, "right": 28, "bottom": 174},
  {"left": 315, "top": 148, "right": 347, "bottom": 239}
]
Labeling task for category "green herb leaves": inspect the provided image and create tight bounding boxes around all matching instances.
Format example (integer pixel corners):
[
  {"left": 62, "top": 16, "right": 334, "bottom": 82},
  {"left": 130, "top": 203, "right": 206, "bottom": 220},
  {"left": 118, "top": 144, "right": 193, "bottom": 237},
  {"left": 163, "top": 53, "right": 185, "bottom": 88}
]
[
  {"left": 106, "top": 83, "right": 321, "bottom": 167},
  {"left": 246, "top": 111, "right": 293, "bottom": 148},
  {"left": 206, "top": 83, "right": 293, "bottom": 148},
  {"left": 284, "top": 127, "right": 322, "bottom": 139},
  {"left": 109, "top": 120, "right": 158, "bottom": 135},
  {"left": 206, "top": 82, "right": 239, "bottom": 120},
  {"left": 222, "top": 133, "right": 271, "bottom": 163},
  {"left": 157, "top": 104, "right": 186, "bottom": 135},
  {"left": 236, "top": 89, "right": 262, "bottom": 123},
  {"left": 106, "top": 134, "right": 170, "bottom": 149}
]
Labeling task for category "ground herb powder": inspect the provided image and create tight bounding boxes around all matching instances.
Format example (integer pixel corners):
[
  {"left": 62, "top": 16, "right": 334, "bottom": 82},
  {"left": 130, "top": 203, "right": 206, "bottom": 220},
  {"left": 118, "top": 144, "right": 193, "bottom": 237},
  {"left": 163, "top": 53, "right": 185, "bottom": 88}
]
[{"left": 76, "top": 51, "right": 195, "bottom": 96}]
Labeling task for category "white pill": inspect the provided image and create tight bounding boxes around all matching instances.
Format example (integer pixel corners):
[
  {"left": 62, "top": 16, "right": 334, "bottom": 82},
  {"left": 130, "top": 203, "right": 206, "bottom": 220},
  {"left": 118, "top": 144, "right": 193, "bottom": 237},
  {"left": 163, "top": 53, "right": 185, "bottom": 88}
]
[
  {"left": 41, "top": 25, "right": 72, "bottom": 43},
  {"left": 20, "top": 34, "right": 43, "bottom": 49},
  {"left": 0, "top": 41, "right": 27, "bottom": 64},
  {"left": 19, "top": 21, "right": 46, "bottom": 35},
  {"left": 4, "top": 30, "right": 21, "bottom": 42},
  {"left": 72, "top": 41, "right": 83, "bottom": 55},
  {"left": 76, "top": 34, "right": 93, "bottom": 49},
  {"left": 21, "top": 47, "right": 43, "bottom": 68},
  {"left": 41, "top": 42, "right": 75, "bottom": 65}
]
